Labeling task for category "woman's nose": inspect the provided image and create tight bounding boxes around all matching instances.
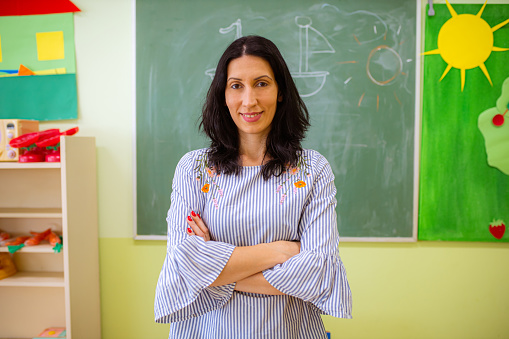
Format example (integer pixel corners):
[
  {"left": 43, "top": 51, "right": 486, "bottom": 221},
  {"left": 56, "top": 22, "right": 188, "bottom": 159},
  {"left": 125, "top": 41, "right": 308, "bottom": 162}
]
[{"left": 242, "top": 87, "right": 257, "bottom": 108}]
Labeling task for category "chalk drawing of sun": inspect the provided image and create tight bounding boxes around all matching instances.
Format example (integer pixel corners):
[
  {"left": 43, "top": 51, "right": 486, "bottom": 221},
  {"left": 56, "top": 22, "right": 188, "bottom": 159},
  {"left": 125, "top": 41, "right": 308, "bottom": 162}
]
[
  {"left": 338, "top": 18, "right": 412, "bottom": 112},
  {"left": 423, "top": 0, "right": 509, "bottom": 91}
]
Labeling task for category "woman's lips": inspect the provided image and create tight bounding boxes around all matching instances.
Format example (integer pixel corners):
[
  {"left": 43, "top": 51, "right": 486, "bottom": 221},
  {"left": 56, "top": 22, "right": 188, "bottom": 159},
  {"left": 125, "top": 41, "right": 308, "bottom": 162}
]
[{"left": 240, "top": 112, "right": 263, "bottom": 122}]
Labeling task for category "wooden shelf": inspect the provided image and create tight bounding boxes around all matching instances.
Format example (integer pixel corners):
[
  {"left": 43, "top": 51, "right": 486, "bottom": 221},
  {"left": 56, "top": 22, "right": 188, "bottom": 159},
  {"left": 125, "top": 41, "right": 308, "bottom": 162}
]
[
  {"left": 0, "top": 137, "right": 100, "bottom": 338},
  {"left": 0, "top": 271, "right": 64, "bottom": 287},
  {"left": 0, "top": 244, "right": 57, "bottom": 253},
  {"left": 0, "top": 162, "right": 61, "bottom": 169},
  {"left": 0, "top": 208, "right": 62, "bottom": 218}
]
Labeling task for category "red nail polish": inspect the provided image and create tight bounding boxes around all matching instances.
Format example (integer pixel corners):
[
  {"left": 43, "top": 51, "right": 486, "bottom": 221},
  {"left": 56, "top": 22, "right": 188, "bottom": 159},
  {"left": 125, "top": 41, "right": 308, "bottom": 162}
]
[
  {"left": 187, "top": 227, "right": 192, "bottom": 233},
  {"left": 191, "top": 211, "right": 196, "bottom": 217},
  {"left": 197, "top": 213, "right": 201, "bottom": 219},
  {"left": 187, "top": 216, "right": 192, "bottom": 221}
]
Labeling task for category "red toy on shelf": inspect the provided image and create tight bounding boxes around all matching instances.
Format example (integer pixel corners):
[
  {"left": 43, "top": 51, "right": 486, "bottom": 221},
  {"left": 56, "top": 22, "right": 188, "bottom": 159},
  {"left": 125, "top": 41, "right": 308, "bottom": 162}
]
[
  {"left": 24, "top": 228, "right": 52, "bottom": 246},
  {"left": 8, "top": 127, "right": 79, "bottom": 162},
  {"left": 0, "top": 230, "right": 9, "bottom": 242},
  {"left": 3, "top": 236, "right": 30, "bottom": 246},
  {"left": 1, "top": 228, "right": 62, "bottom": 253},
  {"left": 47, "top": 230, "right": 62, "bottom": 247}
]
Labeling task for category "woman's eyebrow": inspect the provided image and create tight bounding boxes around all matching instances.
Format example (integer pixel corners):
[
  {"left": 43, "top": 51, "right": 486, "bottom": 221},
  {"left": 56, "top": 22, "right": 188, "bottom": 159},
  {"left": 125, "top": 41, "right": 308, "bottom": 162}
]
[
  {"left": 254, "top": 75, "right": 273, "bottom": 81},
  {"left": 227, "top": 75, "right": 274, "bottom": 82}
]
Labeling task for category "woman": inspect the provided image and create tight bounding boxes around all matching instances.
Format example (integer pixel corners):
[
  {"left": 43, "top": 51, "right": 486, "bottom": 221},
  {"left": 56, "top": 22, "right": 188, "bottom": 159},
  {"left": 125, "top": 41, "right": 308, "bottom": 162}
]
[{"left": 155, "top": 35, "right": 352, "bottom": 338}]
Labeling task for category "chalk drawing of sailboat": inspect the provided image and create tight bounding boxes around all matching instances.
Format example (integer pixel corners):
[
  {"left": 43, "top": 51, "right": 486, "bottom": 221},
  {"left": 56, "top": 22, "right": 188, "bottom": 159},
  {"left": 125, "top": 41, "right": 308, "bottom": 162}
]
[
  {"left": 291, "top": 16, "right": 335, "bottom": 97},
  {"left": 205, "top": 17, "right": 334, "bottom": 98}
]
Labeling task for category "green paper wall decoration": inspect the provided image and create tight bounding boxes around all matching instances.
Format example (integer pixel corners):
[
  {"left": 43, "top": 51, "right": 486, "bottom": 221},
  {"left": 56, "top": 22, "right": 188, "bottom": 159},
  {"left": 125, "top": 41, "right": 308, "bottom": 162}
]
[
  {"left": 478, "top": 77, "right": 509, "bottom": 176},
  {"left": 419, "top": 3, "right": 509, "bottom": 242}
]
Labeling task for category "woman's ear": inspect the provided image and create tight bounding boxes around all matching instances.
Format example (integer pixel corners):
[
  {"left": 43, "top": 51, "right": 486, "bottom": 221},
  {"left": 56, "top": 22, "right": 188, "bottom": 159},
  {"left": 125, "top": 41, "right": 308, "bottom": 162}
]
[{"left": 278, "top": 93, "right": 283, "bottom": 102}]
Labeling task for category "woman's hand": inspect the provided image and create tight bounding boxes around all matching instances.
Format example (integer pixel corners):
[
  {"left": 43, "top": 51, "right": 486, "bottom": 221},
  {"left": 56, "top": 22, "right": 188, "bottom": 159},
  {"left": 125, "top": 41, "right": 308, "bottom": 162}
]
[
  {"left": 271, "top": 240, "right": 301, "bottom": 262},
  {"left": 185, "top": 213, "right": 300, "bottom": 288},
  {"left": 185, "top": 213, "right": 299, "bottom": 261},
  {"left": 186, "top": 211, "right": 211, "bottom": 241}
]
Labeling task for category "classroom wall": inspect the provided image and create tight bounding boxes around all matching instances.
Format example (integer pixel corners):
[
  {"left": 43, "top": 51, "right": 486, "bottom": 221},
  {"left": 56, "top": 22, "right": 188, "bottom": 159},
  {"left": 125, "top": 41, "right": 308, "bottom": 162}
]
[{"left": 41, "top": 0, "right": 509, "bottom": 338}]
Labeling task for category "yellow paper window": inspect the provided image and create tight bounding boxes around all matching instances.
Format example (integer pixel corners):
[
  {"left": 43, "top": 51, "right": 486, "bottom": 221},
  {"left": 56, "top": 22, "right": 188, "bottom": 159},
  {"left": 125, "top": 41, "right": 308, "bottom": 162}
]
[
  {"left": 36, "top": 31, "right": 65, "bottom": 61},
  {"left": 0, "top": 35, "right": 3, "bottom": 62}
]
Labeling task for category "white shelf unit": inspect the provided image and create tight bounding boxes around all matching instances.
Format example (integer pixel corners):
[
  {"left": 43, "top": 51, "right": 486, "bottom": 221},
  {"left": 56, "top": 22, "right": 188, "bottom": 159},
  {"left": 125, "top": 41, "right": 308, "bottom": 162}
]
[{"left": 0, "top": 137, "right": 101, "bottom": 339}]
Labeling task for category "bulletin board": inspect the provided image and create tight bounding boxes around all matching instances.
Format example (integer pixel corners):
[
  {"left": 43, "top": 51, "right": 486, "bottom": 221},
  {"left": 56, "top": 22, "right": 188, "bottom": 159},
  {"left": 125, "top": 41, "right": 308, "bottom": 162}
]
[
  {"left": 135, "top": 0, "right": 420, "bottom": 240},
  {"left": 0, "top": 2, "right": 80, "bottom": 121},
  {"left": 419, "top": 3, "right": 509, "bottom": 242}
]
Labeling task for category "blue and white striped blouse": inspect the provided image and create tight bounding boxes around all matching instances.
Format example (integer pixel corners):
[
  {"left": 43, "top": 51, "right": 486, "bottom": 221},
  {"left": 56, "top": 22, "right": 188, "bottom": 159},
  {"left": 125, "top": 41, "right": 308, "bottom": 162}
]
[{"left": 155, "top": 148, "right": 352, "bottom": 338}]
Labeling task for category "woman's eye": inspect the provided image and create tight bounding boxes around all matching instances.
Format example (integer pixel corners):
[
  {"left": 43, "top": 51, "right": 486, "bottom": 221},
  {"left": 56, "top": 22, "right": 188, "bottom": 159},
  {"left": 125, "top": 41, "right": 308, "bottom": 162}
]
[
  {"left": 256, "top": 82, "right": 268, "bottom": 87},
  {"left": 231, "top": 83, "right": 241, "bottom": 89}
]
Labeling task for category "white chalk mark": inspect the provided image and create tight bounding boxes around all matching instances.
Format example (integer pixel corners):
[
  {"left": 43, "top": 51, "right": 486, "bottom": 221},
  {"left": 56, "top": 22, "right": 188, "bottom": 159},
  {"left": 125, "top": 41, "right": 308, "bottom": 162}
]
[
  {"left": 374, "top": 25, "right": 377, "bottom": 34},
  {"left": 295, "top": 16, "right": 335, "bottom": 73},
  {"left": 407, "top": 59, "right": 413, "bottom": 63},
  {"left": 321, "top": 5, "right": 388, "bottom": 44},
  {"left": 205, "top": 19, "right": 243, "bottom": 78},
  {"left": 291, "top": 71, "right": 330, "bottom": 97},
  {"left": 397, "top": 25, "right": 401, "bottom": 35},
  {"left": 205, "top": 17, "right": 334, "bottom": 97},
  {"left": 292, "top": 16, "right": 335, "bottom": 97},
  {"left": 219, "top": 18, "right": 242, "bottom": 39},
  {"left": 344, "top": 76, "right": 352, "bottom": 84}
]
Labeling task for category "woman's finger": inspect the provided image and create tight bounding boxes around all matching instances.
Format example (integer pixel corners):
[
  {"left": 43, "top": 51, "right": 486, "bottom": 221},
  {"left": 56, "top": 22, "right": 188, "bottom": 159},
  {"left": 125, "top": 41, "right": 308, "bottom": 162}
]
[
  {"left": 186, "top": 216, "right": 203, "bottom": 237},
  {"left": 190, "top": 211, "right": 210, "bottom": 241},
  {"left": 186, "top": 215, "right": 210, "bottom": 241},
  {"left": 185, "top": 224, "right": 195, "bottom": 236}
]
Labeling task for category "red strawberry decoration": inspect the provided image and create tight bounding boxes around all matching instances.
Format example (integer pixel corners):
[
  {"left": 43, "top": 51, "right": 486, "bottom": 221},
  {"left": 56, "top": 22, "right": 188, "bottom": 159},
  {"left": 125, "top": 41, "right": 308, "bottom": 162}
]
[{"left": 489, "top": 220, "right": 506, "bottom": 240}]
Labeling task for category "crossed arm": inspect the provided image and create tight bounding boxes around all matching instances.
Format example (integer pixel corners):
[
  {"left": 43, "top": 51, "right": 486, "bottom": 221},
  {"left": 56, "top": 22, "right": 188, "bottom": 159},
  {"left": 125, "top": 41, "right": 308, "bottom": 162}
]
[{"left": 186, "top": 212, "right": 300, "bottom": 295}]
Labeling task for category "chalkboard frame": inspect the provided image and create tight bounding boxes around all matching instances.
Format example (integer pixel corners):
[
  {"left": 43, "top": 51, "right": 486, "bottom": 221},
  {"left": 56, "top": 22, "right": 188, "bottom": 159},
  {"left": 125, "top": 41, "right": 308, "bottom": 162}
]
[{"left": 133, "top": 0, "right": 422, "bottom": 241}]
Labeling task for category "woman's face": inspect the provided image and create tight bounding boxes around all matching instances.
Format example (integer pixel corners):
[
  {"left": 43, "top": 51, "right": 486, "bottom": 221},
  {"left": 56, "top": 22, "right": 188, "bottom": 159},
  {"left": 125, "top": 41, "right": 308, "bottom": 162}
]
[{"left": 225, "top": 55, "right": 281, "bottom": 141}]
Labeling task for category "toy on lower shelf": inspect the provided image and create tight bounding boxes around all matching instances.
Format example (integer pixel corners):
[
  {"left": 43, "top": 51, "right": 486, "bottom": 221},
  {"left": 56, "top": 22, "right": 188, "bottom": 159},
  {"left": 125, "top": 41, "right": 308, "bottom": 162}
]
[
  {"left": 3, "top": 236, "right": 31, "bottom": 253},
  {"left": 3, "top": 235, "right": 30, "bottom": 247},
  {"left": 1, "top": 229, "right": 62, "bottom": 253},
  {"left": 48, "top": 230, "right": 63, "bottom": 253},
  {"left": 0, "top": 252, "right": 17, "bottom": 280},
  {"left": 8, "top": 127, "right": 79, "bottom": 162},
  {"left": 24, "top": 228, "right": 52, "bottom": 246},
  {"left": 0, "top": 230, "right": 9, "bottom": 241},
  {"left": 33, "top": 327, "right": 66, "bottom": 338}
]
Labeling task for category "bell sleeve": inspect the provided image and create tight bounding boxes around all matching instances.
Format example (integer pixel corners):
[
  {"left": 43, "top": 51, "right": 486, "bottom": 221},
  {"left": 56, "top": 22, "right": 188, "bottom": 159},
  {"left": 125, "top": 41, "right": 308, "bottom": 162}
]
[
  {"left": 262, "top": 155, "right": 353, "bottom": 318},
  {"left": 154, "top": 151, "right": 236, "bottom": 323}
]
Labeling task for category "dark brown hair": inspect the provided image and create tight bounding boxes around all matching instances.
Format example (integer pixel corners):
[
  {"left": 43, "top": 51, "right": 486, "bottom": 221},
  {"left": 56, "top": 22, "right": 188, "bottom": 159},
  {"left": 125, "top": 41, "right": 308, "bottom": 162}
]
[{"left": 200, "top": 35, "right": 310, "bottom": 179}]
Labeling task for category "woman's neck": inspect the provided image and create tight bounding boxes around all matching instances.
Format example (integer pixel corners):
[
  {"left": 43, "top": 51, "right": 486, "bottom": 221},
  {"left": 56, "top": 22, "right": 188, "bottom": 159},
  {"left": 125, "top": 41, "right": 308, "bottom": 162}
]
[{"left": 238, "top": 134, "right": 269, "bottom": 166}]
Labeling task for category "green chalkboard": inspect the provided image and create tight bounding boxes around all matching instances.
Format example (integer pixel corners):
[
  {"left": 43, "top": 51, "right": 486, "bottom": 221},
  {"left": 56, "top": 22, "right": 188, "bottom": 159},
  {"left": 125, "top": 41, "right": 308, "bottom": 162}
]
[{"left": 135, "top": 0, "right": 418, "bottom": 240}]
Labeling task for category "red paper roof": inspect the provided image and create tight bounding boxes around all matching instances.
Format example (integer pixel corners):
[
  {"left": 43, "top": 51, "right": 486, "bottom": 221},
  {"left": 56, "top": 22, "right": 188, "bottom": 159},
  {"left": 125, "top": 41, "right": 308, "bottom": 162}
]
[{"left": 0, "top": 0, "right": 81, "bottom": 16}]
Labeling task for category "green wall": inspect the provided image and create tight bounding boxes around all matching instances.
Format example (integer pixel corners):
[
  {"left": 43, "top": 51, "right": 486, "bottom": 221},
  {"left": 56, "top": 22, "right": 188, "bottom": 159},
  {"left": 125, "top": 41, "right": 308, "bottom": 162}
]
[{"left": 41, "top": 0, "right": 509, "bottom": 338}]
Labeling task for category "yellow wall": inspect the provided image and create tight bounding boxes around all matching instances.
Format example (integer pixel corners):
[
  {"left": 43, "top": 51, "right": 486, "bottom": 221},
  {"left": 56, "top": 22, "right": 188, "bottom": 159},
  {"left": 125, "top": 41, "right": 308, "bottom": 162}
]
[
  {"left": 96, "top": 239, "right": 509, "bottom": 339},
  {"left": 42, "top": 1, "right": 509, "bottom": 338}
]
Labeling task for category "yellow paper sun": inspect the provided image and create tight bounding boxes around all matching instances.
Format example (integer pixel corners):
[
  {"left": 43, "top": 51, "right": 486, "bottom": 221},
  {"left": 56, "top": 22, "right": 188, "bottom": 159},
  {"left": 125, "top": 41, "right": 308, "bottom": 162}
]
[{"left": 423, "top": 0, "right": 509, "bottom": 91}]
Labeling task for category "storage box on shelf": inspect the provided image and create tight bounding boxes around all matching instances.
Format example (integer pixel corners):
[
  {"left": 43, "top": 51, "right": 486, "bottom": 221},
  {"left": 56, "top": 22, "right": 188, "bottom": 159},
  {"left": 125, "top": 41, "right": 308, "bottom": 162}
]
[{"left": 0, "top": 136, "right": 101, "bottom": 339}]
